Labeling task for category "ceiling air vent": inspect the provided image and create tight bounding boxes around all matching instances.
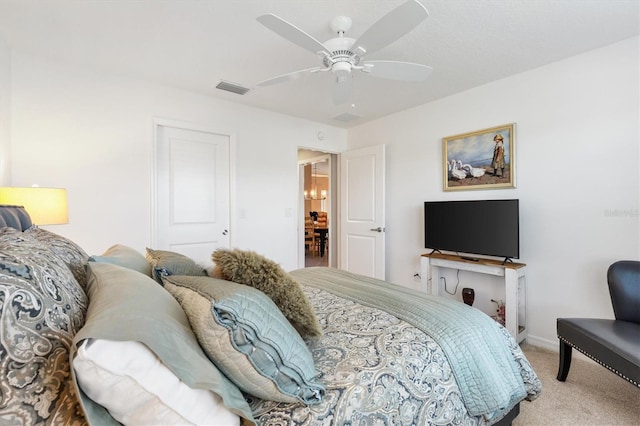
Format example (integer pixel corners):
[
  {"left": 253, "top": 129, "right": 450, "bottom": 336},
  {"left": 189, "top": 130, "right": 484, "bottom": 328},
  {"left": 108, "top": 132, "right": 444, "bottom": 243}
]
[
  {"left": 216, "top": 80, "right": 250, "bottom": 95},
  {"left": 333, "top": 112, "right": 360, "bottom": 123}
]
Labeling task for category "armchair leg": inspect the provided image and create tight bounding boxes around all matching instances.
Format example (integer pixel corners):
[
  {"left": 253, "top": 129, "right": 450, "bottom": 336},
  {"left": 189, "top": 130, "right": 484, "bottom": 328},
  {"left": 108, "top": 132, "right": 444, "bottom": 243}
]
[{"left": 557, "top": 340, "right": 573, "bottom": 381}]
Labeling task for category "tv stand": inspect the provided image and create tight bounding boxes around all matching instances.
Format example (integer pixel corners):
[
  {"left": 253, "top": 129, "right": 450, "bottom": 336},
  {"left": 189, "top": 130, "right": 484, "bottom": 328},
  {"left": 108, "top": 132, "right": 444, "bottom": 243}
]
[{"left": 420, "top": 253, "right": 527, "bottom": 343}]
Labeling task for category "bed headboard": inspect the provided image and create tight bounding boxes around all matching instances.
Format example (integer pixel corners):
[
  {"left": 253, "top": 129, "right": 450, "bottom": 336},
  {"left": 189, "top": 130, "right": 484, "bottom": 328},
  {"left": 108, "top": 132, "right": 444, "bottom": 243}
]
[{"left": 0, "top": 205, "right": 33, "bottom": 231}]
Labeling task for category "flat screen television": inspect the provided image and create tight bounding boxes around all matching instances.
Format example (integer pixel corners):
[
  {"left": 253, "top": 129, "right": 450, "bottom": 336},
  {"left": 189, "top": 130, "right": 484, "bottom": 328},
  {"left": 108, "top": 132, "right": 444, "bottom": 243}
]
[{"left": 424, "top": 199, "right": 519, "bottom": 261}]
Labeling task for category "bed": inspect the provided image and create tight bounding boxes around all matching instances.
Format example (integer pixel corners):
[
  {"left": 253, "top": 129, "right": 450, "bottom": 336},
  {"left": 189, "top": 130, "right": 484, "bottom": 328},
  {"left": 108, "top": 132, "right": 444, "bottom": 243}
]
[{"left": 0, "top": 205, "right": 541, "bottom": 425}]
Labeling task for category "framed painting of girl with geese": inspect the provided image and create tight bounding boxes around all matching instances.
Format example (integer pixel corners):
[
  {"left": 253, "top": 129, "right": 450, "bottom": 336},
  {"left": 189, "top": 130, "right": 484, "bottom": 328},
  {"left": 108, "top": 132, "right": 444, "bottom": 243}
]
[{"left": 443, "top": 123, "right": 516, "bottom": 191}]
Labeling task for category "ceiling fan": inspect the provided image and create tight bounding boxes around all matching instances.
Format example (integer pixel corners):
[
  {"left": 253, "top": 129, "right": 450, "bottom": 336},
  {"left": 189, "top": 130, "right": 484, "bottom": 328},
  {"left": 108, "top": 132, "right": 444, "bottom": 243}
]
[{"left": 256, "top": 0, "right": 433, "bottom": 105}]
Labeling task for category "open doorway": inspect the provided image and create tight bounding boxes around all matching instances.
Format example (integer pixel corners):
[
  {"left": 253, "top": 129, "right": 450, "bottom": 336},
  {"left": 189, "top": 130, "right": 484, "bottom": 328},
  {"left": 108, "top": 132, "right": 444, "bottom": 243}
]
[{"left": 297, "top": 149, "right": 336, "bottom": 269}]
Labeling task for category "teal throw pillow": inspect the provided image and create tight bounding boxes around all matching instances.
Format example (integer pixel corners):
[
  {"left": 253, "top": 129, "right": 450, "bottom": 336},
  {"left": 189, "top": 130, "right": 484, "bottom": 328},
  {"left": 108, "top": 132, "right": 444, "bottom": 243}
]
[{"left": 163, "top": 275, "right": 325, "bottom": 405}]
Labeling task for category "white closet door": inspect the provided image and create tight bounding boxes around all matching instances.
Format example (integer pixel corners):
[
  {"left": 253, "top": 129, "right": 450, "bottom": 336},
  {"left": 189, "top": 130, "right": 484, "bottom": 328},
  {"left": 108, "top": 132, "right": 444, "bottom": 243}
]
[{"left": 154, "top": 125, "right": 230, "bottom": 267}]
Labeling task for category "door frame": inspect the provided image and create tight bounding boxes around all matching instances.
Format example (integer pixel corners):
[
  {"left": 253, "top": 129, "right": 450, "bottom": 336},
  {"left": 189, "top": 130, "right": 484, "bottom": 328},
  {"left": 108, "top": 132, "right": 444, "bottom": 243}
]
[
  {"left": 297, "top": 151, "right": 335, "bottom": 269},
  {"left": 151, "top": 117, "right": 236, "bottom": 249}
]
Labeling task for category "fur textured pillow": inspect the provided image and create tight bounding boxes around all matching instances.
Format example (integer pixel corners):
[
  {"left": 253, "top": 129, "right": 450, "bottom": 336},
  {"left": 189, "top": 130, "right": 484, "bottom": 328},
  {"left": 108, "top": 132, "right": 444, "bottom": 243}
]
[{"left": 211, "top": 249, "right": 322, "bottom": 338}]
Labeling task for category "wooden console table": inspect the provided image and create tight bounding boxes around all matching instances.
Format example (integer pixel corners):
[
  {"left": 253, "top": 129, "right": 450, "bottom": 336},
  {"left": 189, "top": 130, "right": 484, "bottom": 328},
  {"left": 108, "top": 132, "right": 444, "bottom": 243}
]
[{"left": 420, "top": 253, "right": 527, "bottom": 343}]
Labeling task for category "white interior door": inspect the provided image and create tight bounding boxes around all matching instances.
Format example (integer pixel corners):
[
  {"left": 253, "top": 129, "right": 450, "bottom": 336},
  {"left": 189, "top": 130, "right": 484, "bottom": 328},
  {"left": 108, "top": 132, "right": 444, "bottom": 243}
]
[
  {"left": 339, "top": 144, "right": 385, "bottom": 279},
  {"left": 154, "top": 124, "right": 230, "bottom": 267}
]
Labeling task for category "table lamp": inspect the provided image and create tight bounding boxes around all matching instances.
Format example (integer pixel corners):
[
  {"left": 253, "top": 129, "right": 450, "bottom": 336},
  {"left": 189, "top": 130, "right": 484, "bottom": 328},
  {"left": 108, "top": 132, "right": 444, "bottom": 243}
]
[{"left": 0, "top": 186, "right": 68, "bottom": 225}]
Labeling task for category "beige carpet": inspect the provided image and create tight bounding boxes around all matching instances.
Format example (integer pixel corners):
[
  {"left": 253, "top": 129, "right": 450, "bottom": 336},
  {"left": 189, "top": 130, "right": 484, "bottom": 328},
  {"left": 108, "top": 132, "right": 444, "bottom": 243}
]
[{"left": 516, "top": 344, "right": 639, "bottom": 425}]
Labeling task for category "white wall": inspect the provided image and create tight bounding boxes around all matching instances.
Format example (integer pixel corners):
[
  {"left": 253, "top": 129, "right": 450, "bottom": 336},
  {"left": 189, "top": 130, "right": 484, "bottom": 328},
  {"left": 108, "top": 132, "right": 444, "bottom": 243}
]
[
  {"left": 0, "top": 37, "right": 10, "bottom": 184},
  {"left": 8, "top": 51, "right": 347, "bottom": 270},
  {"left": 347, "top": 37, "right": 639, "bottom": 348},
  {"left": 5, "top": 36, "right": 638, "bottom": 348}
]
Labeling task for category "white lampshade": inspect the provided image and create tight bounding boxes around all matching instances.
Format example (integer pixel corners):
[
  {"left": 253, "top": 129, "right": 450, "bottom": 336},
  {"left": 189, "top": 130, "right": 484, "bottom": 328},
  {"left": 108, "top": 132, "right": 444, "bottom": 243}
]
[{"left": 0, "top": 186, "right": 68, "bottom": 225}]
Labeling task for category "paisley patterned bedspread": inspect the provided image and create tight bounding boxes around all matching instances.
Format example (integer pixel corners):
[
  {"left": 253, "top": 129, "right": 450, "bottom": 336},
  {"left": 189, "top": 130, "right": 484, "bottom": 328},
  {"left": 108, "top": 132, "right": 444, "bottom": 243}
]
[{"left": 248, "top": 267, "right": 541, "bottom": 425}]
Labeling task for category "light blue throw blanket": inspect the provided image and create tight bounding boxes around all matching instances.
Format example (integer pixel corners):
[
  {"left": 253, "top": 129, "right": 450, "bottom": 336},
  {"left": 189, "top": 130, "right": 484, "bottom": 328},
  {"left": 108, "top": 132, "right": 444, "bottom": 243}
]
[{"left": 291, "top": 267, "right": 528, "bottom": 418}]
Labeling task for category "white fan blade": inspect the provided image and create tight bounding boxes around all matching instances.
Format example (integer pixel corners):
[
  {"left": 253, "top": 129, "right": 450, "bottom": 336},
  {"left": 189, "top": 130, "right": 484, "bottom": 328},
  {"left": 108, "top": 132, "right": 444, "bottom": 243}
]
[
  {"left": 364, "top": 60, "right": 432, "bottom": 81},
  {"left": 333, "top": 77, "right": 353, "bottom": 105},
  {"left": 257, "top": 67, "right": 321, "bottom": 87},
  {"left": 257, "top": 14, "right": 331, "bottom": 56},
  {"left": 353, "top": 0, "right": 429, "bottom": 56}
]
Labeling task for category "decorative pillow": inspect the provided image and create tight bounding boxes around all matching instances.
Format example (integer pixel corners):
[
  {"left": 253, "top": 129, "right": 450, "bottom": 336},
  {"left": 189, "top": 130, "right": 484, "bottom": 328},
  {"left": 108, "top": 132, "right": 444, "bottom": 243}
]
[
  {"left": 0, "top": 204, "right": 32, "bottom": 230},
  {"left": 211, "top": 248, "right": 322, "bottom": 337},
  {"left": 74, "top": 339, "right": 240, "bottom": 426},
  {"left": 163, "top": 275, "right": 325, "bottom": 405},
  {"left": 25, "top": 225, "right": 90, "bottom": 289},
  {"left": 71, "top": 262, "right": 253, "bottom": 425},
  {"left": 0, "top": 227, "right": 88, "bottom": 425},
  {"left": 145, "top": 247, "right": 207, "bottom": 284},
  {"left": 90, "top": 244, "right": 151, "bottom": 276}
]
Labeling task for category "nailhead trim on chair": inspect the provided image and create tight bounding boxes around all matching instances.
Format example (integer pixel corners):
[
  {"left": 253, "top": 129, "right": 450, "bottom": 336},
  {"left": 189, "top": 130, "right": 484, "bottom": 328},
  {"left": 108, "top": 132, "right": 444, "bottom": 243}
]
[{"left": 558, "top": 335, "right": 640, "bottom": 388}]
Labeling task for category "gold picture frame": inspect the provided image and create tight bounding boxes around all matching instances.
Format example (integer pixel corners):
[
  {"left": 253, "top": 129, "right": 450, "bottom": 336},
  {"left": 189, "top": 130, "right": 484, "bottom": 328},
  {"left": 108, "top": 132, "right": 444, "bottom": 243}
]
[{"left": 443, "top": 123, "right": 516, "bottom": 191}]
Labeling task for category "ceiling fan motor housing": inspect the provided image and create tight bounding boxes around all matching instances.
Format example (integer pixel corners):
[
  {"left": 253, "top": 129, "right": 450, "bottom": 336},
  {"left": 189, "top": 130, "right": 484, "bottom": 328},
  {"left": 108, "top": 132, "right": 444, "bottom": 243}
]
[{"left": 322, "top": 37, "right": 362, "bottom": 69}]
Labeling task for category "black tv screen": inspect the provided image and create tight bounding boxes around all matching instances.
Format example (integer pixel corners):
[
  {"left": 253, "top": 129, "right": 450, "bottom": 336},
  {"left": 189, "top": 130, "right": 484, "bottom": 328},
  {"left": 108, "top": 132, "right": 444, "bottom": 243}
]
[{"left": 424, "top": 199, "right": 519, "bottom": 260}]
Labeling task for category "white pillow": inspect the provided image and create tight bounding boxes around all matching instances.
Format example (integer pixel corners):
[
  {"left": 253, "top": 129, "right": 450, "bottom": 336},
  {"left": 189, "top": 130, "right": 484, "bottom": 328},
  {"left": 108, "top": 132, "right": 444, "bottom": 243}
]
[{"left": 73, "top": 338, "right": 240, "bottom": 426}]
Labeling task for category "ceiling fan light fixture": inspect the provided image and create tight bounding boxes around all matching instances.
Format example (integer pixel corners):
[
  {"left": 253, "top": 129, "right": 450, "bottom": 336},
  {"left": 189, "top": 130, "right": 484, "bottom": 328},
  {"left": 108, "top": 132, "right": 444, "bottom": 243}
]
[{"left": 332, "top": 61, "right": 352, "bottom": 83}]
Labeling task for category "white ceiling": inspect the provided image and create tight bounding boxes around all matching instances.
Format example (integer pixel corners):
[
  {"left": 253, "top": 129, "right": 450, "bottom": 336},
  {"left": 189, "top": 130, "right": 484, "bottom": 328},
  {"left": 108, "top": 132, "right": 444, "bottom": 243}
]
[{"left": 0, "top": 0, "right": 638, "bottom": 128}]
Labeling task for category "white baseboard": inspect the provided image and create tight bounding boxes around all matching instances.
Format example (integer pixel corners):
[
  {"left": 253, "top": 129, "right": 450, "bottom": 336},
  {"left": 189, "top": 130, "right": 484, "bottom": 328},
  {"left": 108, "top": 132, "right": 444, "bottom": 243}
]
[
  {"left": 523, "top": 333, "right": 596, "bottom": 365},
  {"left": 523, "top": 334, "right": 558, "bottom": 352}
]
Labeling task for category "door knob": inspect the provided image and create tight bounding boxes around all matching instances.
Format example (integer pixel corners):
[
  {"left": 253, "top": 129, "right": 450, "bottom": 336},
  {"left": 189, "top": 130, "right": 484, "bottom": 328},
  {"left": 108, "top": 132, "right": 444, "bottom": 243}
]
[{"left": 369, "top": 227, "right": 384, "bottom": 233}]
